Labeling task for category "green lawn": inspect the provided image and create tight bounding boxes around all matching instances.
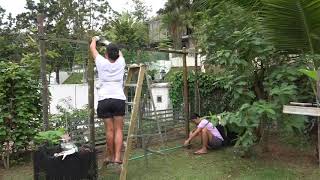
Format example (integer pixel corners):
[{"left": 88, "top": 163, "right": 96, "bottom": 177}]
[
  {"left": 63, "top": 72, "right": 84, "bottom": 84},
  {"left": 1, "top": 141, "right": 319, "bottom": 180}
]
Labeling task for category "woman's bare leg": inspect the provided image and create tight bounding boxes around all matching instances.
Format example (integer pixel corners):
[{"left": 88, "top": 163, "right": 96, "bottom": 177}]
[
  {"left": 113, "top": 116, "right": 124, "bottom": 163},
  {"left": 104, "top": 118, "right": 114, "bottom": 162}
]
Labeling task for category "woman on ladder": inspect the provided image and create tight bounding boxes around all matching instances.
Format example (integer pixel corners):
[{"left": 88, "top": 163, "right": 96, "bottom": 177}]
[{"left": 90, "top": 36, "right": 126, "bottom": 166}]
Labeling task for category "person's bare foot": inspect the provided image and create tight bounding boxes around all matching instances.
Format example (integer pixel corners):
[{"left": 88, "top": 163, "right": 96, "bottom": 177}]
[
  {"left": 103, "top": 158, "right": 113, "bottom": 166},
  {"left": 194, "top": 148, "right": 208, "bottom": 155}
]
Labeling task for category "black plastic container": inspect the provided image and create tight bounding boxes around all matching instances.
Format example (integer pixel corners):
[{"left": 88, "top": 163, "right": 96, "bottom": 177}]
[{"left": 33, "top": 145, "right": 97, "bottom": 180}]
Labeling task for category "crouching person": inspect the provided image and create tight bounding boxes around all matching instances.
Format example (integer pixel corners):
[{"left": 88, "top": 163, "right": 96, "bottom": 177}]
[{"left": 184, "top": 113, "right": 224, "bottom": 155}]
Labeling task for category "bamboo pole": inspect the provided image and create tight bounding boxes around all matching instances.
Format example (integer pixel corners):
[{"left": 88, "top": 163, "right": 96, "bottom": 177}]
[
  {"left": 317, "top": 70, "right": 320, "bottom": 167},
  {"left": 44, "top": 36, "right": 198, "bottom": 55},
  {"left": 88, "top": 41, "right": 95, "bottom": 149},
  {"left": 182, "top": 47, "right": 190, "bottom": 138},
  {"left": 194, "top": 49, "right": 200, "bottom": 114},
  {"left": 37, "top": 14, "right": 49, "bottom": 130}
]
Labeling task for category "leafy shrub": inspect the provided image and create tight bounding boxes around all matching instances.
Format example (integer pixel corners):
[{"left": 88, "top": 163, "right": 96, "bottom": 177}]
[
  {"left": 34, "top": 129, "right": 65, "bottom": 147},
  {"left": 167, "top": 1, "right": 314, "bottom": 156},
  {"left": 167, "top": 71, "right": 231, "bottom": 115},
  {"left": 0, "top": 61, "right": 41, "bottom": 168}
]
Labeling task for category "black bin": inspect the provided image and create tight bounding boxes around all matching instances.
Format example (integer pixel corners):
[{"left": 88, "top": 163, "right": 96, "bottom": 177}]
[{"left": 33, "top": 146, "right": 97, "bottom": 180}]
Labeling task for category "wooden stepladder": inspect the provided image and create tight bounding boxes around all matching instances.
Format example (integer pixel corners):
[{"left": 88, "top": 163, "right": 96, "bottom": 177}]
[{"left": 120, "top": 64, "right": 146, "bottom": 180}]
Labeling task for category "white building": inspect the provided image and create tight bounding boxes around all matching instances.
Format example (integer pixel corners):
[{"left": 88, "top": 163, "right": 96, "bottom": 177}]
[{"left": 150, "top": 83, "right": 171, "bottom": 110}]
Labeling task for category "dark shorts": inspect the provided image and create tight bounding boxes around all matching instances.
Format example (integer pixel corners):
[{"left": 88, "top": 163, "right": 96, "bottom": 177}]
[
  {"left": 208, "top": 135, "right": 223, "bottom": 149},
  {"left": 97, "top": 98, "right": 125, "bottom": 118}
]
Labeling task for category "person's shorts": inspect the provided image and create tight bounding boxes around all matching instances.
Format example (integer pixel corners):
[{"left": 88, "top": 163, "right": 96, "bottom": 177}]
[
  {"left": 97, "top": 98, "right": 125, "bottom": 118},
  {"left": 208, "top": 135, "right": 223, "bottom": 149}
]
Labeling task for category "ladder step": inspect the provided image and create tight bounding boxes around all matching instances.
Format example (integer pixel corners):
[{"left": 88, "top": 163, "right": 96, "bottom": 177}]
[{"left": 125, "top": 83, "right": 138, "bottom": 87}]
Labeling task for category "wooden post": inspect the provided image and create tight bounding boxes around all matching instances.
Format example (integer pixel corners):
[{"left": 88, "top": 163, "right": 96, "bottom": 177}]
[
  {"left": 37, "top": 14, "right": 49, "bottom": 130},
  {"left": 194, "top": 50, "right": 200, "bottom": 114},
  {"left": 182, "top": 47, "right": 190, "bottom": 138},
  {"left": 317, "top": 70, "right": 320, "bottom": 167},
  {"left": 88, "top": 42, "right": 95, "bottom": 149}
]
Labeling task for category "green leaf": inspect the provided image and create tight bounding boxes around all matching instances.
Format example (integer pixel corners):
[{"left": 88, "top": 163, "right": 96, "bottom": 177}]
[
  {"left": 298, "top": 69, "right": 317, "bottom": 81},
  {"left": 262, "top": 0, "right": 320, "bottom": 55}
]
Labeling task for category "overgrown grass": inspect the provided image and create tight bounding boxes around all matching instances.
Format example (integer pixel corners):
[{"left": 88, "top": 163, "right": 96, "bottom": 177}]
[
  {"left": 63, "top": 72, "right": 84, "bottom": 84},
  {"left": 1, "top": 141, "right": 319, "bottom": 180}
]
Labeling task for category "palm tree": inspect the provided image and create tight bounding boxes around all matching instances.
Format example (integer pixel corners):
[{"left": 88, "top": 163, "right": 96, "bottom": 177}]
[
  {"left": 261, "top": 0, "right": 320, "bottom": 69},
  {"left": 159, "top": 0, "right": 192, "bottom": 48}
]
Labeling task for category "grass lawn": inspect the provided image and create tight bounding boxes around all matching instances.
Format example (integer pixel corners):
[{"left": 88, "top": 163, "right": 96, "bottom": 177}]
[
  {"left": 2, "top": 139, "right": 319, "bottom": 180},
  {"left": 102, "top": 142, "right": 320, "bottom": 180},
  {"left": 63, "top": 72, "right": 84, "bottom": 84}
]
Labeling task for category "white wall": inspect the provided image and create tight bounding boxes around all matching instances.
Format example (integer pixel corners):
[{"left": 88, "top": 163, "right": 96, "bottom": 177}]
[
  {"left": 49, "top": 84, "right": 98, "bottom": 114},
  {"left": 50, "top": 83, "right": 172, "bottom": 114},
  {"left": 151, "top": 83, "right": 171, "bottom": 110},
  {"left": 170, "top": 53, "right": 204, "bottom": 68}
]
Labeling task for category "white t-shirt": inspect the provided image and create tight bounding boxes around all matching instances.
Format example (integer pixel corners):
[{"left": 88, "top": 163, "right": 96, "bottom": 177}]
[{"left": 95, "top": 54, "right": 126, "bottom": 101}]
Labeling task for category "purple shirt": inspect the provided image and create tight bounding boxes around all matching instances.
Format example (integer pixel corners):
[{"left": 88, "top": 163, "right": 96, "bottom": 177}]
[{"left": 197, "top": 119, "right": 224, "bottom": 141}]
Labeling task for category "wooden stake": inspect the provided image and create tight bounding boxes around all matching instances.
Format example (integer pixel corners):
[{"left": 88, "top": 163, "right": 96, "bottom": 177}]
[
  {"left": 194, "top": 49, "right": 200, "bottom": 114},
  {"left": 37, "top": 14, "right": 49, "bottom": 130},
  {"left": 317, "top": 70, "right": 320, "bottom": 167},
  {"left": 182, "top": 47, "right": 190, "bottom": 138},
  {"left": 88, "top": 41, "right": 95, "bottom": 149}
]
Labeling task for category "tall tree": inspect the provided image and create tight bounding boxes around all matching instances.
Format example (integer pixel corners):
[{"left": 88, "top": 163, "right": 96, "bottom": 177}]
[
  {"left": 158, "top": 0, "right": 192, "bottom": 48},
  {"left": 0, "top": 6, "right": 26, "bottom": 62},
  {"left": 131, "top": 0, "right": 151, "bottom": 22},
  {"left": 15, "top": 0, "right": 116, "bottom": 83},
  {"left": 104, "top": 12, "right": 149, "bottom": 63}
]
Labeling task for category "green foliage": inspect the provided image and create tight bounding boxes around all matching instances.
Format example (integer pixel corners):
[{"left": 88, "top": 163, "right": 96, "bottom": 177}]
[
  {"left": 104, "top": 12, "right": 150, "bottom": 63},
  {"left": 63, "top": 73, "right": 84, "bottom": 84},
  {"left": 210, "top": 101, "right": 277, "bottom": 153},
  {"left": 34, "top": 128, "right": 65, "bottom": 146},
  {"left": 261, "top": 0, "right": 320, "bottom": 58},
  {"left": 167, "top": 71, "right": 231, "bottom": 114},
  {"left": 159, "top": 0, "right": 192, "bottom": 48},
  {"left": 131, "top": 0, "right": 151, "bottom": 22},
  {"left": 51, "top": 98, "right": 89, "bottom": 133},
  {"left": 171, "top": 1, "right": 314, "bottom": 155},
  {"left": 167, "top": 71, "right": 184, "bottom": 108},
  {"left": 0, "top": 61, "right": 41, "bottom": 167},
  {"left": 214, "top": 72, "right": 255, "bottom": 109}
]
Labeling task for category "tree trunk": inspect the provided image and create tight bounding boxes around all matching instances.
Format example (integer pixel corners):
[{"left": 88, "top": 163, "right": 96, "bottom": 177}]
[{"left": 253, "top": 69, "right": 269, "bottom": 152}]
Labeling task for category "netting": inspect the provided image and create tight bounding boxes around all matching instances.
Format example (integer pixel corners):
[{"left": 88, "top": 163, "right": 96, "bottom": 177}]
[{"left": 35, "top": 37, "right": 186, "bottom": 179}]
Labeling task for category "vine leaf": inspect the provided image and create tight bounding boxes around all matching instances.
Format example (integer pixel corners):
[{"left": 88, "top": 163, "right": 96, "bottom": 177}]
[{"left": 298, "top": 69, "right": 317, "bottom": 81}]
